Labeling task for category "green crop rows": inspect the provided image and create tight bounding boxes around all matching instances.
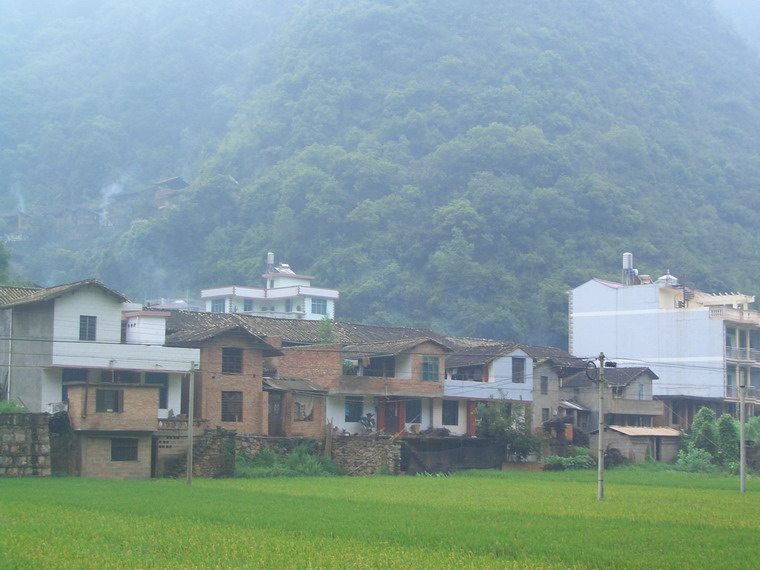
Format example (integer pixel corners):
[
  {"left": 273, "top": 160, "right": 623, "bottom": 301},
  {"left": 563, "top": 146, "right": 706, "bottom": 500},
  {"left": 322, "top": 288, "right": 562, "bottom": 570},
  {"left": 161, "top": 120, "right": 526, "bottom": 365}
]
[{"left": 1, "top": 469, "right": 758, "bottom": 568}]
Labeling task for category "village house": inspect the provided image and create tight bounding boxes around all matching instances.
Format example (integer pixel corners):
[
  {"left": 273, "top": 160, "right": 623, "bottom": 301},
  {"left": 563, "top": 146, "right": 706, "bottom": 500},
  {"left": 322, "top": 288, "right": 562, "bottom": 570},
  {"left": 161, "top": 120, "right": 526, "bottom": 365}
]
[
  {"left": 569, "top": 252, "right": 760, "bottom": 429},
  {"left": 201, "top": 253, "right": 339, "bottom": 321},
  {"left": 0, "top": 280, "right": 199, "bottom": 479},
  {"left": 163, "top": 311, "right": 283, "bottom": 437}
]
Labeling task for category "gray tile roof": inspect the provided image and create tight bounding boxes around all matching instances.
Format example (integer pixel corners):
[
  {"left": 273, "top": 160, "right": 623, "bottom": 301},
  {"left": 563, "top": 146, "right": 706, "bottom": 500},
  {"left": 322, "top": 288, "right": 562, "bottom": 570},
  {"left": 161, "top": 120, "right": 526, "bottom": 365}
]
[
  {"left": 562, "top": 366, "right": 657, "bottom": 388},
  {"left": 264, "top": 377, "right": 326, "bottom": 393},
  {"left": 164, "top": 311, "right": 283, "bottom": 355},
  {"left": 342, "top": 337, "right": 452, "bottom": 359},
  {"left": 0, "top": 279, "right": 128, "bottom": 308}
]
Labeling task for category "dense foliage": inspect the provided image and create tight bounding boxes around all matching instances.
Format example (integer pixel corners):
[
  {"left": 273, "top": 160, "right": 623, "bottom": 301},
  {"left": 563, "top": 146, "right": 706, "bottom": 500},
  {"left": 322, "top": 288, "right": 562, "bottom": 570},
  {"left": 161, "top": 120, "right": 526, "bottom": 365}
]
[
  {"left": 676, "top": 406, "right": 744, "bottom": 473},
  {"left": 474, "top": 400, "right": 539, "bottom": 460},
  {"left": 5, "top": 1, "right": 760, "bottom": 345}
]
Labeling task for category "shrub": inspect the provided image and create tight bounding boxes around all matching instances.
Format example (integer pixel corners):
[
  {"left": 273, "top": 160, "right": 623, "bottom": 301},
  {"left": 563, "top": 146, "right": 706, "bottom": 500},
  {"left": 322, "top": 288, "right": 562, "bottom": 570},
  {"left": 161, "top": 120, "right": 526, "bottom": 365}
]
[
  {"left": 542, "top": 450, "right": 596, "bottom": 471},
  {"left": 236, "top": 443, "right": 344, "bottom": 478},
  {"left": 675, "top": 447, "right": 719, "bottom": 474}
]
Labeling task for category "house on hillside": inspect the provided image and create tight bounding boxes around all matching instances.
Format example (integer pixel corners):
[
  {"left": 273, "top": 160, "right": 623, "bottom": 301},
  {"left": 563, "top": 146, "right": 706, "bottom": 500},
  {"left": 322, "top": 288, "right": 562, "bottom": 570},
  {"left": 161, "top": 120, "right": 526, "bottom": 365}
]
[
  {"left": 0, "top": 280, "right": 200, "bottom": 479},
  {"left": 569, "top": 253, "right": 760, "bottom": 429},
  {"left": 201, "top": 253, "right": 339, "bottom": 320}
]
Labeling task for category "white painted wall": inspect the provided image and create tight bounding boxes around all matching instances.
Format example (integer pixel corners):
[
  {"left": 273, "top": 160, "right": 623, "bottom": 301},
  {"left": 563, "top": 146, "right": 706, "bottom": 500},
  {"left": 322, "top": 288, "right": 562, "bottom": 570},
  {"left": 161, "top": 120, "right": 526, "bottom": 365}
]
[
  {"left": 432, "top": 399, "right": 467, "bottom": 435},
  {"left": 571, "top": 279, "right": 726, "bottom": 398}
]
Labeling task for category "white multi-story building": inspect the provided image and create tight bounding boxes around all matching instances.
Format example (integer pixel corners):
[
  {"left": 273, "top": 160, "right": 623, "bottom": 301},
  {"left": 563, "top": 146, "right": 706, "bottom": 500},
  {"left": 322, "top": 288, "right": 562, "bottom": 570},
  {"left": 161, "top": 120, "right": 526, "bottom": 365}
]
[
  {"left": 569, "top": 253, "right": 760, "bottom": 427},
  {"left": 201, "top": 253, "right": 339, "bottom": 320}
]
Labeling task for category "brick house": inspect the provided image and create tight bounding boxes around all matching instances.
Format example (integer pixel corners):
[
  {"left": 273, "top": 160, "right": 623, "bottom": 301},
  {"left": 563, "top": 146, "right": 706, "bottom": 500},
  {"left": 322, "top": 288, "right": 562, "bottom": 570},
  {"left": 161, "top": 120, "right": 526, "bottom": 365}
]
[{"left": 165, "top": 311, "right": 284, "bottom": 436}]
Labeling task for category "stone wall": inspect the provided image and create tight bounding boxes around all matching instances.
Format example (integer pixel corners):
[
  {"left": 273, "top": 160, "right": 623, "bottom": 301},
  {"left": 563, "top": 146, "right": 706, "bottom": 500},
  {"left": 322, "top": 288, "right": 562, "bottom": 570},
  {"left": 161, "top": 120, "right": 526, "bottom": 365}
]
[
  {"left": 0, "top": 413, "right": 51, "bottom": 477},
  {"left": 330, "top": 435, "right": 401, "bottom": 475}
]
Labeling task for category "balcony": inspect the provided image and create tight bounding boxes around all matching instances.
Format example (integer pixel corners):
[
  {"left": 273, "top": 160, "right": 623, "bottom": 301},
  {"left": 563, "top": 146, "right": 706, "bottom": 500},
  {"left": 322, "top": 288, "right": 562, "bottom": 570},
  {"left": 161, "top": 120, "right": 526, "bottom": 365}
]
[
  {"left": 725, "top": 346, "right": 760, "bottom": 363},
  {"left": 335, "top": 375, "right": 444, "bottom": 397},
  {"left": 607, "top": 398, "right": 664, "bottom": 416},
  {"left": 51, "top": 341, "right": 198, "bottom": 373},
  {"left": 708, "top": 306, "right": 760, "bottom": 325}
]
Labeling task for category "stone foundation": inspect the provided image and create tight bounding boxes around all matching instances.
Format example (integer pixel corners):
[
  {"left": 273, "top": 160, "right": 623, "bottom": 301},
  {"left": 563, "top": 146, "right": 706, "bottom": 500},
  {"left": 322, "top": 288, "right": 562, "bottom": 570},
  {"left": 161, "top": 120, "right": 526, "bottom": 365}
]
[{"left": 0, "top": 413, "right": 51, "bottom": 477}]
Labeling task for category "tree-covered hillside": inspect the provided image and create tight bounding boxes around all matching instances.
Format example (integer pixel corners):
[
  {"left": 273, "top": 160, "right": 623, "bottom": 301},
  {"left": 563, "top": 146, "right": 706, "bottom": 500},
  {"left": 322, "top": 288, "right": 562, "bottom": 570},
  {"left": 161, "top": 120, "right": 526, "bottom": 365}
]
[{"left": 4, "top": 0, "right": 760, "bottom": 348}]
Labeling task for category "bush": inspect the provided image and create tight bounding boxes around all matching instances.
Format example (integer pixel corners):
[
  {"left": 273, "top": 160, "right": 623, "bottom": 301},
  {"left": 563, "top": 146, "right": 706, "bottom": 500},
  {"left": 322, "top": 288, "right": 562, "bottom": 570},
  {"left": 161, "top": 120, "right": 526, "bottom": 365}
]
[
  {"left": 236, "top": 443, "right": 344, "bottom": 478},
  {"left": 543, "top": 451, "right": 596, "bottom": 471},
  {"left": 675, "top": 447, "right": 719, "bottom": 474}
]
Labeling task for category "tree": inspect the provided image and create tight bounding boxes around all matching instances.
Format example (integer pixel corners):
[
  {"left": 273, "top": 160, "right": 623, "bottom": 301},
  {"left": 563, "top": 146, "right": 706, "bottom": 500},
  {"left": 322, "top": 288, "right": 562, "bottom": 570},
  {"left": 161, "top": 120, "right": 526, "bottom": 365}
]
[
  {"left": 716, "top": 413, "right": 740, "bottom": 465},
  {"left": 474, "top": 398, "right": 540, "bottom": 461}
]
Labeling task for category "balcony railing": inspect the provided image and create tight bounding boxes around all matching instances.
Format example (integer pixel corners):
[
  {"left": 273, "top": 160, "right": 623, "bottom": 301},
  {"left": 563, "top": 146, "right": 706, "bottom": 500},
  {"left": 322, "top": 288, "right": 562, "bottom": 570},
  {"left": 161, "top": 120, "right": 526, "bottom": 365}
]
[
  {"left": 157, "top": 418, "right": 208, "bottom": 431},
  {"left": 725, "top": 346, "right": 760, "bottom": 362},
  {"left": 708, "top": 306, "right": 760, "bottom": 325}
]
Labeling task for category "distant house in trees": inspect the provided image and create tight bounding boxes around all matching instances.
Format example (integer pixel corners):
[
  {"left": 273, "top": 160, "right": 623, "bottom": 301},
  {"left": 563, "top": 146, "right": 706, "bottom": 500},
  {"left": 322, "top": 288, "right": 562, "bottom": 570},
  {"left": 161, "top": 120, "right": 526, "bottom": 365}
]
[
  {"left": 153, "top": 176, "right": 189, "bottom": 210},
  {"left": 201, "top": 253, "right": 339, "bottom": 321}
]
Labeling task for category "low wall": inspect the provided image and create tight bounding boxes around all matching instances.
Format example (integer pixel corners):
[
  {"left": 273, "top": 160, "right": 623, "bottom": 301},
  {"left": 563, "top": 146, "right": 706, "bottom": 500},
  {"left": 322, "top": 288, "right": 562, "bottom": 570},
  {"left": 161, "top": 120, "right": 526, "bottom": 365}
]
[
  {"left": 0, "top": 413, "right": 51, "bottom": 477},
  {"left": 331, "top": 435, "right": 401, "bottom": 475}
]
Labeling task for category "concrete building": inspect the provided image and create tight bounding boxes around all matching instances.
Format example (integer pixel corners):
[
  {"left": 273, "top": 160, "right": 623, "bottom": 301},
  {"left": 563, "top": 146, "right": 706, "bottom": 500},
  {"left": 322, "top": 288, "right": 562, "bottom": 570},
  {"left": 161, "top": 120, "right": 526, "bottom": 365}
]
[
  {"left": 569, "top": 253, "right": 760, "bottom": 428},
  {"left": 201, "top": 253, "right": 339, "bottom": 320},
  {"left": 0, "top": 280, "right": 200, "bottom": 478}
]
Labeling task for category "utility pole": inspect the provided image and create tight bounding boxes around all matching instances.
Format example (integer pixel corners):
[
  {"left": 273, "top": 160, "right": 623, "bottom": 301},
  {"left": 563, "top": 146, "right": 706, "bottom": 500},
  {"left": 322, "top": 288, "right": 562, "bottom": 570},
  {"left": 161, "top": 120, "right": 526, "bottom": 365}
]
[
  {"left": 739, "top": 380, "right": 746, "bottom": 494},
  {"left": 186, "top": 362, "right": 196, "bottom": 486},
  {"left": 597, "top": 352, "right": 606, "bottom": 501}
]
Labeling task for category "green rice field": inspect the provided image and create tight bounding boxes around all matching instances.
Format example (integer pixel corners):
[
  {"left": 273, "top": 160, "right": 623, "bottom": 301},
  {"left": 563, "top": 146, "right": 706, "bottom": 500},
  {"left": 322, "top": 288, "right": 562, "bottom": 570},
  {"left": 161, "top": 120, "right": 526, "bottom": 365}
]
[{"left": 1, "top": 469, "right": 758, "bottom": 569}]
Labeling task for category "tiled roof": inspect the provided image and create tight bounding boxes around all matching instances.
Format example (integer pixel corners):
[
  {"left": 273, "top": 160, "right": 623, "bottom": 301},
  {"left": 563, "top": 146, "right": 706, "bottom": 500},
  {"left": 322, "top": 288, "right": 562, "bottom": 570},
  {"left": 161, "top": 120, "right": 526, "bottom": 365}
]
[
  {"left": 0, "top": 279, "right": 128, "bottom": 308},
  {"left": 164, "top": 312, "right": 283, "bottom": 355},
  {"left": 443, "top": 339, "right": 520, "bottom": 368},
  {"left": 562, "top": 366, "right": 656, "bottom": 388},
  {"left": 342, "top": 337, "right": 452, "bottom": 359},
  {"left": 607, "top": 426, "right": 680, "bottom": 437},
  {"left": 166, "top": 311, "right": 448, "bottom": 347}
]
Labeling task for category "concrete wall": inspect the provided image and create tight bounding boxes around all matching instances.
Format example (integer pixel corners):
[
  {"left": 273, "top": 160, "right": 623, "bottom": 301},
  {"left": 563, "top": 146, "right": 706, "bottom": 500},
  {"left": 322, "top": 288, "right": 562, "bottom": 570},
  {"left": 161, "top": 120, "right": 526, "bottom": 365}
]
[
  {"left": 0, "top": 413, "right": 51, "bottom": 476},
  {"left": 570, "top": 280, "right": 726, "bottom": 398}
]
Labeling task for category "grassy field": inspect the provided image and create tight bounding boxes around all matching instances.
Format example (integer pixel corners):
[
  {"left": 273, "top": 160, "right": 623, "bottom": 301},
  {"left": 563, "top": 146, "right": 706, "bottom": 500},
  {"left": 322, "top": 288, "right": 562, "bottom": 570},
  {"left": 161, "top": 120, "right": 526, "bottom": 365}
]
[{"left": 1, "top": 469, "right": 758, "bottom": 569}]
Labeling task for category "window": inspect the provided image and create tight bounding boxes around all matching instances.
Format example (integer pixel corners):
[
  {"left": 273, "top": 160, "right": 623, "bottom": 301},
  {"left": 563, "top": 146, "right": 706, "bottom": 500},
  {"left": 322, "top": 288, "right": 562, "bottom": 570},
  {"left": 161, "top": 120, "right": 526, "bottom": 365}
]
[
  {"left": 345, "top": 396, "right": 363, "bottom": 422},
  {"left": 96, "top": 389, "right": 123, "bottom": 413},
  {"left": 211, "top": 299, "right": 225, "bottom": 313},
  {"left": 638, "top": 383, "right": 645, "bottom": 401},
  {"left": 422, "top": 356, "right": 439, "bottom": 382},
  {"left": 79, "top": 315, "right": 96, "bottom": 341},
  {"left": 512, "top": 358, "right": 526, "bottom": 383},
  {"left": 243, "top": 299, "right": 253, "bottom": 312},
  {"left": 542, "top": 408, "right": 550, "bottom": 422},
  {"left": 612, "top": 385, "right": 625, "bottom": 398},
  {"left": 442, "top": 400, "right": 459, "bottom": 426},
  {"left": 146, "top": 372, "right": 169, "bottom": 409},
  {"left": 540, "top": 375, "right": 548, "bottom": 395},
  {"left": 62, "top": 368, "right": 88, "bottom": 383},
  {"left": 294, "top": 395, "right": 314, "bottom": 421},
  {"left": 222, "top": 347, "right": 243, "bottom": 374},
  {"left": 311, "top": 298, "right": 327, "bottom": 315},
  {"left": 221, "top": 391, "right": 243, "bottom": 422},
  {"left": 111, "top": 438, "right": 138, "bottom": 461},
  {"left": 405, "top": 399, "right": 422, "bottom": 424},
  {"left": 285, "top": 299, "right": 293, "bottom": 313}
]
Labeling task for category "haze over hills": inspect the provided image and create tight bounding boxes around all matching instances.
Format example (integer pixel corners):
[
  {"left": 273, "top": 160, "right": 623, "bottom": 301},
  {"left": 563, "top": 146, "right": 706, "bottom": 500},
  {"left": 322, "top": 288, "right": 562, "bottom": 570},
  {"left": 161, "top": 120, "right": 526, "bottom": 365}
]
[{"left": 2, "top": 0, "right": 760, "bottom": 348}]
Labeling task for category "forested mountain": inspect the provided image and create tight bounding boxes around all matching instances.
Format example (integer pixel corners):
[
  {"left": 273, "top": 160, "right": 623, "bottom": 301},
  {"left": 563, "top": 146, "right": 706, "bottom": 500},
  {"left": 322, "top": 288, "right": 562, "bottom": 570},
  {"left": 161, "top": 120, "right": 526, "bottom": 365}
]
[{"left": 3, "top": 0, "right": 760, "bottom": 348}]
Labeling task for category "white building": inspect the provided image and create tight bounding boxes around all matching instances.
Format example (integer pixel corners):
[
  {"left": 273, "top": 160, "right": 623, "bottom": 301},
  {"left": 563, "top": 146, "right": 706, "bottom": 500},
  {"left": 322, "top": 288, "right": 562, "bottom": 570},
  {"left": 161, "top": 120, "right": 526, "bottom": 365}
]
[
  {"left": 201, "top": 254, "right": 339, "bottom": 320},
  {"left": 569, "top": 253, "right": 760, "bottom": 427}
]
